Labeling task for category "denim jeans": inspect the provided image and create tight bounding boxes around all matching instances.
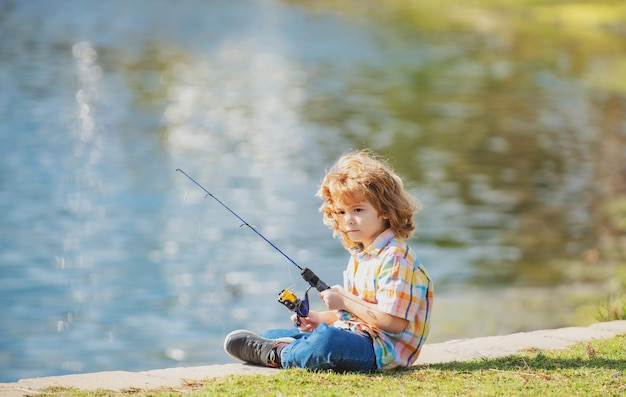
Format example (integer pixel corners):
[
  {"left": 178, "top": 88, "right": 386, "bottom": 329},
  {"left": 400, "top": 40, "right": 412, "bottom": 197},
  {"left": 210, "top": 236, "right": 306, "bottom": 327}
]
[{"left": 261, "top": 323, "right": 377, "bottom": 373}]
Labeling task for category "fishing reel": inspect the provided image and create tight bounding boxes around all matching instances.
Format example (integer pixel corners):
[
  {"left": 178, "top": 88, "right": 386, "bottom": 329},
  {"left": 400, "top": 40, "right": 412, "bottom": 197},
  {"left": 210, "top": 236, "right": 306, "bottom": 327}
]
[
  {"left": 278, "top": 287, "right": 311, "bottom": 325},
  {"left": 277, "top": 268, "right": 331, "bottom": 326}
]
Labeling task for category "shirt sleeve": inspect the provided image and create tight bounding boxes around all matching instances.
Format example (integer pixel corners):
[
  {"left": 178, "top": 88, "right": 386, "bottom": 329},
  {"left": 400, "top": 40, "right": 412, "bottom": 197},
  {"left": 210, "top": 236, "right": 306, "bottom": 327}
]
[{"left": 375, "top": 253, "right": 424, "bottom": 321}]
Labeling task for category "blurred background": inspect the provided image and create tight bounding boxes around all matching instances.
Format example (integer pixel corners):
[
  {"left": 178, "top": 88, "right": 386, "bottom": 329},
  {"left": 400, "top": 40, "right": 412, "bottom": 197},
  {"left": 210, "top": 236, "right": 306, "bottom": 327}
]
[{"left": 1, "top": 0, "right": 625, "bottom": 382}]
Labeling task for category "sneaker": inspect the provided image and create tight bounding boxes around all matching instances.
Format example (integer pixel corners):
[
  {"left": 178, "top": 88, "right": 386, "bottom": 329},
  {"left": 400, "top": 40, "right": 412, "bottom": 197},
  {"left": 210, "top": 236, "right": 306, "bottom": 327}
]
[{"left": 224, "top": 330, "right": 294, "bottom": 367}]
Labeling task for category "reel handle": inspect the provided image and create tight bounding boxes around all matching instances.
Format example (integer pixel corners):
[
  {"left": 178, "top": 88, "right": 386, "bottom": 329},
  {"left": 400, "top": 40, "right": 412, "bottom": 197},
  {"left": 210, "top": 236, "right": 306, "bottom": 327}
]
[{"left": 278, "top": 288, "right": 310, "bottom": 327}]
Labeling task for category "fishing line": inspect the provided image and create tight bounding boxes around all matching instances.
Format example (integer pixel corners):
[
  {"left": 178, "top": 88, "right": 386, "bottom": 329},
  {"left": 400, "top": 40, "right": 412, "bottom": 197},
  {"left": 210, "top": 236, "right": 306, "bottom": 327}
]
[
  {"left": 176, "top": 168, "right": 303, "bottom": 271},
  {"left": 176, "top": 168, "right": 330, "bottom": 323}
]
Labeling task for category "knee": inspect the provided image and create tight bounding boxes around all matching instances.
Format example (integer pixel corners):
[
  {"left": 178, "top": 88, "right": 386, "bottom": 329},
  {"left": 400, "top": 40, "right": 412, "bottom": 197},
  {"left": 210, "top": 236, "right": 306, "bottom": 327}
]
[
  {"left": 311, "top": 324, "right": 342, "bottom": 344},
  {"left": 260, "top": 328, "right": 302, "bottom": 340}
]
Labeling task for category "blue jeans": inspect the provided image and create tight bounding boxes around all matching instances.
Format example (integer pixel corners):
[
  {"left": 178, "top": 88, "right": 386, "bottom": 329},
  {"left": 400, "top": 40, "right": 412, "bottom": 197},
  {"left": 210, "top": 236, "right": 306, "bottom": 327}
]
[{"left": 261, "top": 323, "right": 377, "bottom": 373}]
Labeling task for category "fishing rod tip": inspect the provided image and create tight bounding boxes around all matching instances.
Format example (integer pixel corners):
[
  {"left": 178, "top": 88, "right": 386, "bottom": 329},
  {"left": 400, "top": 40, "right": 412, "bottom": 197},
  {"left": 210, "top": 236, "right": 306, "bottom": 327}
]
[{"left": 175, "top": 168, "right": 182, "bottom": 172}]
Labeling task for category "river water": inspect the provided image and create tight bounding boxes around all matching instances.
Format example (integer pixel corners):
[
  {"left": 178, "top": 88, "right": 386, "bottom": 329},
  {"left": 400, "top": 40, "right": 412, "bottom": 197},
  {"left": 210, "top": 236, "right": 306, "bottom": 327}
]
[{"left": 1, "top": 0, "right": 624, "bottom": 382}]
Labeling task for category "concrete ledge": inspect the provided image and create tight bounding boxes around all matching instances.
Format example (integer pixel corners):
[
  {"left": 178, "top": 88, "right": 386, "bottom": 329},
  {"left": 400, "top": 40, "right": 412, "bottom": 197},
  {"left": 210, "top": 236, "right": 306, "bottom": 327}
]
[
  {"left": 2, "top": 320, "right": 626, "bottom": 396},
  {"left": 3, "top": 364, "right": 280, "bottom": 396}
]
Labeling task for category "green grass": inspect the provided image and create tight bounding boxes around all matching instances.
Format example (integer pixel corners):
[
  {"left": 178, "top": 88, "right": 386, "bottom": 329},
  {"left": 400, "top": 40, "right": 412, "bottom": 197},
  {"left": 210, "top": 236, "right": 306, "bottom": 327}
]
[
  {"left": 42, "top": 334, "right": 626, "bottom": 397},
  {"left": 596, "top": 289, "right": 626, "bottom": 322}
]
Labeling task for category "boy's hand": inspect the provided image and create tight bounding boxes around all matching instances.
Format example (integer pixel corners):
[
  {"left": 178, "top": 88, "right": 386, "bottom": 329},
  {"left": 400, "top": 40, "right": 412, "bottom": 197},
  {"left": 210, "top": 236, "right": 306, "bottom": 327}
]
[
  {"left": 292, "top": 311, "right": 320, "bottom": 332},
  {"left": 291, "top": 310, "right": 339, "bottom": 332},
  {"left": 320, "top": 285, "right": 348, "bottom": 311}
]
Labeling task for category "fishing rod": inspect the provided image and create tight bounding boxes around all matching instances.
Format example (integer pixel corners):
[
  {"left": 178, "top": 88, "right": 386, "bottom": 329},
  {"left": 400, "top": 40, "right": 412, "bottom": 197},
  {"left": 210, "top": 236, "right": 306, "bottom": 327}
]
[{"left": 176, "top": 168, "right": 329, "bottom": 321}]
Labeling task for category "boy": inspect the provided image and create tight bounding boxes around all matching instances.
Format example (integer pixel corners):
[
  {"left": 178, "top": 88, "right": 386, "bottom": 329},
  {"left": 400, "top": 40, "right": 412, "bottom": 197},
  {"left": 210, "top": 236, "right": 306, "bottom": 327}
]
[{"left": 224, "top": 150, "right": 433, "bottom": 372}]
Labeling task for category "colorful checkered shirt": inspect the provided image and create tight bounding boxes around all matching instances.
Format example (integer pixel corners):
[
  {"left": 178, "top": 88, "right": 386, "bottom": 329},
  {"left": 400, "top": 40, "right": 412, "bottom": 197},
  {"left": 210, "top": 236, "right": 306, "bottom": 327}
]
[{"left": 336, "top": 229, "right": 434, "bottom": 370}]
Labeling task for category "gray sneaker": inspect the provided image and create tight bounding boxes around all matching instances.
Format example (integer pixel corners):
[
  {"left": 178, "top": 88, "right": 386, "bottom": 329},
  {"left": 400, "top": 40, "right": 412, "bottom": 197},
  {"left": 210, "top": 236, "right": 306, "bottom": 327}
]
[{"left": 224, "top": 330, "right": 294, "bottom": 367}]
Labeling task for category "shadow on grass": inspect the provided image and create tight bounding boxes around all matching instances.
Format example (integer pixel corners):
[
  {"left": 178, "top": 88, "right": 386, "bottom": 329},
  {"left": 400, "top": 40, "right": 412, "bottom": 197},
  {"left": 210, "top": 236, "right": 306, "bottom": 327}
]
[{"left": 407, "top": 352, "right": 626, "bottom": 373}]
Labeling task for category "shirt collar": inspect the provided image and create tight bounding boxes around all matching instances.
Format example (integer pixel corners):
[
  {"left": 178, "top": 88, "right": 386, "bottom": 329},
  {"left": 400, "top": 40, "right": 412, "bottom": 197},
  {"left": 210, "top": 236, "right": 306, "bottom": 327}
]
[{"left": 360, "top": 229, "right": 396, "bottom": 257}]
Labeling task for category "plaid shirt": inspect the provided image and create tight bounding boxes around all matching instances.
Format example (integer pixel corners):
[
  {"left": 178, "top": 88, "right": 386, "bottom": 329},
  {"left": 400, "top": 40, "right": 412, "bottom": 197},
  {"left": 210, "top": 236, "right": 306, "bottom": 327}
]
[{"left": 336, "top": 229, "right": 434, "bottom": 369}]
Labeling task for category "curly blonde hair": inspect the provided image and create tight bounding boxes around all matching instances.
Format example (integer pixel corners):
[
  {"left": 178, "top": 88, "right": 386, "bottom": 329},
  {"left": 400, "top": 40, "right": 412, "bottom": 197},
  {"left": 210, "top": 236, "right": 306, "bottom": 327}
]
[{"left": 316, "top": 150, "right": 421, "bottom": 249}]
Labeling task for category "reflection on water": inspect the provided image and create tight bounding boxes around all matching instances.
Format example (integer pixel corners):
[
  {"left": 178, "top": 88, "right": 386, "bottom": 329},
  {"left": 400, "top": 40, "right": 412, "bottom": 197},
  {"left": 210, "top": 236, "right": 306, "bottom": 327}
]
[{"left": 0, "top": 0, "right": 624, "bottom": 382}]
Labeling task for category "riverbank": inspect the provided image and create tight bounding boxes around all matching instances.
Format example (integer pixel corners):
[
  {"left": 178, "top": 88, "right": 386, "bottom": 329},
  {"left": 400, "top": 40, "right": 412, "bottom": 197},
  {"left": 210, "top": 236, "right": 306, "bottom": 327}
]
[{"left": 2, "top": 320, "right": 625, "bottom": 397}]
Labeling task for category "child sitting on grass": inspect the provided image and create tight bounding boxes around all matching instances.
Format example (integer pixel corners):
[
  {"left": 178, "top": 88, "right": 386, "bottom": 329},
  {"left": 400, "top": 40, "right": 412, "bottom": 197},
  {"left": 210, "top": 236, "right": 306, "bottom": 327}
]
[{"left": 224, "top": 149, "right": 433, "bottom": 372}]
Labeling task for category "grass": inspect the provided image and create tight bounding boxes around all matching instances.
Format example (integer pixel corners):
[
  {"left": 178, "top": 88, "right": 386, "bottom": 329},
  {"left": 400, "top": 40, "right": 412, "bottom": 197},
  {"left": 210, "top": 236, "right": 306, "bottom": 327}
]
[
  {"left": 596, "top": 266, "right": 626, "bottom": 322},
  {"left": 41, "top": 334, "right": 626, "bottom": 397},
  {"left": 596, "top": 289, "right": 626, "bottom": 322}
]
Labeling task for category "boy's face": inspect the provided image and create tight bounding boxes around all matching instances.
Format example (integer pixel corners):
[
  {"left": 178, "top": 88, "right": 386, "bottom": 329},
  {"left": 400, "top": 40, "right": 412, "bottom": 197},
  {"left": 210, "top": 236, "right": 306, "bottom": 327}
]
[{"left": 335, "top": 199, "right": 388, "bottom": 248}]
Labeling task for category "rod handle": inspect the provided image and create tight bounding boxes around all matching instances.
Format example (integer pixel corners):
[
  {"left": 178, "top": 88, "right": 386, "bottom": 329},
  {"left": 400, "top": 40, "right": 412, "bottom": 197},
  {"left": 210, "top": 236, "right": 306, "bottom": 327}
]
[{"left": 300, "top": 267, "right": 330, "bottom": 292}]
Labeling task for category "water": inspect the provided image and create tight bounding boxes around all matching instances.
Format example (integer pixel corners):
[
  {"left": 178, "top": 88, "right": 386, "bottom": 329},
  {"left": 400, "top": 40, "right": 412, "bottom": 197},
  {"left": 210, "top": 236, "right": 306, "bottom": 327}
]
[{"left": 1, "top": 0, "right": 624, "bottom": 382}]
